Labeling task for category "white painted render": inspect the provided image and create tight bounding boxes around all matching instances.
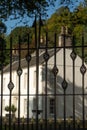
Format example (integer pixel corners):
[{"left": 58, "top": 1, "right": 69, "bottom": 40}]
[
  {"left": 45, "top": 49, "right": 87, "bottom": 119},
  {"left": 0, "top": 48, "right": 87, "bottom": 119}
]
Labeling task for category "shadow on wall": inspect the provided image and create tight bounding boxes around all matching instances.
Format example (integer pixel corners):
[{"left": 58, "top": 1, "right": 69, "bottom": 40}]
[{"left": 41, "top": 66, "right": 87, "bottom": 119}]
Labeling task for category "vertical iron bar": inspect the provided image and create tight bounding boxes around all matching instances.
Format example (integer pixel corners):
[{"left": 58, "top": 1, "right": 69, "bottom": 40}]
[
  {"left": 35, "top": 15, "right": 37, "bottom": 50},
  {"left": 0, "top": 69, "right": 3, "bottom": 130},
  {"left": 45, "top": 32, "right": 48, "bottom": 130},
  {"left": 13, "top": 123, "right": 15, "bottom": 130},
  {"left": 9, "top": 37, "right": 13, "bottom": 130},
  {"left": 38, "top": 15, "right": 41, "bottom": 47},
  {"left": 10, "top": 37, "right": 12, "bottom": 81},
  {"left": 18, "top": 36, "right": 21, "bottom": 130},
  {"left": 0, "top": 45, "right": 4, "bottom": 130},
  {"left": 54, "top": 33, "right": 57, "bottom": 130},
  {"left": 35, "top": 15, "right": 39, "bottom": 130},
  {"left": 5, "top": 123, "right": 6, "bottom": 130},
  {"left": 72, "top": 36, "right": 76, "bottom": 129},
  {"left": 27, "top": 33, "right": 30, "bottom": 130},
  {"left": 81, "top": 33, "right": 85, "bottom": 129},
  {"left": 63, "top": 32, "right": 66, "bottom": 130}
]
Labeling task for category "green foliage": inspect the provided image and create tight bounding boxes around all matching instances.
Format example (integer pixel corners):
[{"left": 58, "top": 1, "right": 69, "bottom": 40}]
[
  {"left": 0, "top": 0, "right": 56, "bottom": 20},
  {"left": 5, "top": 106, "right": 10, "bottom": 112},
  {"left": 46, "top": 5, "right": 87, "bottom": 61},
  {"left": 0, "top": 21, "right": 10, "bottom": 67},
  {"left": 47, "top": 6, "right": 71, "bottom": 33},
  {"left": 0, "top": 36, "right": 7, "bottom": 67},
  {"left": 5, "top": 3, "right": 87, "bottom": 63},
  {"left": 11, "top": 104, "right": 17, "bottom": 114},
  {"left": 0, "top": 21, "right": 6, "bottom": 34},
  {"left": 5, "top": 104, "right": 17, "bottom": 114},
  {"left": 8, "top": 26, "right": 32, "bottom": 45},
  {"left": 71, "top": 5, "right": 87, "bottom": 26},
  {"left": 1, "top": 0, "right": 86, "bottom": 21},
  {"left": 47, "top": 5, "right": 87, "bottom": 33}
]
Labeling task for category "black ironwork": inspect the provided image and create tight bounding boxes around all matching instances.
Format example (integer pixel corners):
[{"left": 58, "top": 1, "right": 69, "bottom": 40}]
[
  {"left": 0, "top": 21, "right": 87, "bottom": 130},
  {"left": 62, "top": 79, "right": 68, "bottom": 90},
  {"left": 52, "top": 65, "right": 58, "bottom": 76},
  {"left": 43, "top": 52, "right": 49, "bottom": 61},
  {"left": 17, "top": 67, "right": 23, "bottom": 76},
  {"left": 32, "top": 110, "right": 43, "bottom": 115},
  {"left": 26, "top": 54, "right": 32, "bottom": 62},
  {"left": 70, "top": 50, "right": 77, "bottom": 60},
  {"left": 80, "top": 64, "right": 86, "bottom": 74},
  {"left": 8, "top": 81, "right": 14, "bottom": 91}
]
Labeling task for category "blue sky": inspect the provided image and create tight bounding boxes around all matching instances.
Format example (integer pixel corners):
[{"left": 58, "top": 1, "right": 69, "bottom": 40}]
[{"left": 4, "top": 0, "right": 83, "bottom": 35}]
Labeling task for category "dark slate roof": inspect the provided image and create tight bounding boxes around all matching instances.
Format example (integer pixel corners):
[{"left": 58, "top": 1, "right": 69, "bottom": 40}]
[{"left": 3, "top": 49, "right": 60, "bottom": 73}]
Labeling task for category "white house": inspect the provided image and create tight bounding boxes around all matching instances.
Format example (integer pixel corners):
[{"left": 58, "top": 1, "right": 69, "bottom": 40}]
[{"left": 0, "top": 47, "right": 87, "bottom": 120}]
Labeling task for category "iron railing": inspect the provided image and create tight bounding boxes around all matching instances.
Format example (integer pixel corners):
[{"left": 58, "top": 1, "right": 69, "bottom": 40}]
[{"left": 0, "top": 24, "right": 87, "bottom": 130}]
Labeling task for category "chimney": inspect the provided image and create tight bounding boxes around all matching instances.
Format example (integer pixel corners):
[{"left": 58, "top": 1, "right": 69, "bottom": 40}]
[
  {"left": 58, "top": 26, "right": 72, "bottom": 47},
  {"left": 65, "top": 26, "right": 68, "bottom": 35},
  {"left": 12, "top": 48, "right": 19, "bottom": 61},
  {"left": 40, "top": 35, "right": 44, "bottom": 44},
  {"left": 61, "top": 26, "right": 65, "bottom": 34}
]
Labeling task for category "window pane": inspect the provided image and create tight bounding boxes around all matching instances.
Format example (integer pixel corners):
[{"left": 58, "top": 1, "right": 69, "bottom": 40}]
[
  {"left": 49, "top": 98, "right": 55, "bottom": 114},
  {"left": 33, "top": 98, "right": 36, "bottom": 110}
]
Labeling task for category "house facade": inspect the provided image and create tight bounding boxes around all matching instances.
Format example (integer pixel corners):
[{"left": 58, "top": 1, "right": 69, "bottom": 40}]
[{"left": 0, "top": 48, "right": 87, "bottom": 119}]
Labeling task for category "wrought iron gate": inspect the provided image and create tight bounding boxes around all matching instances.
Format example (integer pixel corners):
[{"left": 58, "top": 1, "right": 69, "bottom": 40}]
[{"left": 0, "top": 23, "right": 87, "bottom": 130}]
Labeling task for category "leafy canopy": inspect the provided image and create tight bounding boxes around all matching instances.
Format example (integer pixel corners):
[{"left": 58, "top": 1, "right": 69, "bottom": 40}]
[
  {"left": 9, "top": 26, "right": 31, "bottom": 45},
  {"left": 47, "top": 4, "right": 87, "bottom": 60},
  {"left": 0, "top": 0, "right": 57, "bottom": 20},
  {"left": 5, "top": 104, "right": 17, "bottom": 113},
  {"left": 1, "top": 0, "right": 86, "bottom": 21}
]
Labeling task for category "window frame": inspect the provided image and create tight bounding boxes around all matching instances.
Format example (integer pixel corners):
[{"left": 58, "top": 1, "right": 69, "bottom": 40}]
[{"left": 49, "top": 98, "right": 55, "bottom": 115}]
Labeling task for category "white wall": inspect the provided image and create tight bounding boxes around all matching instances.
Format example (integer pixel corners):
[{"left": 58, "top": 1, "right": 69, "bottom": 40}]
[
  {"left": 1, "top": 48, "right": 87, "bottom": 119},
  {"left": 1, "top": 65, "right": 43, "bottom": 118},
  {"left": 42, "top": 49, "right": 87, "bottom": 119}
]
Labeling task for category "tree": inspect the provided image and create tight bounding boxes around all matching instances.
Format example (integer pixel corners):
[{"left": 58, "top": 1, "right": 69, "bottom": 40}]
[
  {"left": 8, "top": 26, "right": 32, "bottom": 45},
  {"left": 1, "top": 0, "right": 85, "bottom": 21},
  {"left": 0, "top": 21, "right": 6, "bottom": 34},
  {"left": 47, "top": 6, "right": 72, "bottom": 31},
  {"left": 0, "top": 0, "right": 57, "bottom": 21},
  {"left": 0, "top": 21, "right": 7, "bottom": 68},
  {"left": 11, "top": 104, "right": 17, "bottom": 115},
  {"left": 70, "top": 4, "right": 87, "bottom": 26},
  {"left": 5, "top": 105, "right": 10, "bottom": 113},
  {"left": 6, "top": 26, "right": 36, "bottom": 59},
  {"left": 4, "top": 2, "right": 87, "bottom": 62},
  {"left": 43, "top": 4, "right": 87, "bottom": 61},
  {"left": 59, "top": 0, "right": 86, "bottom": 5}
]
